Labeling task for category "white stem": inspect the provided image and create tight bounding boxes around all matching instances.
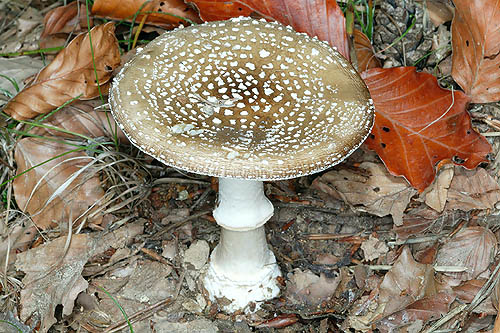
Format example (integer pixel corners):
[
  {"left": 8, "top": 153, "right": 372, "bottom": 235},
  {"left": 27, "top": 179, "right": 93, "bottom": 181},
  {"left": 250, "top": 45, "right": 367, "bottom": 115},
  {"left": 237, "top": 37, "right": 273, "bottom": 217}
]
[
  {"left": 204, "top": 178, "right": 281, "bottom": 312},
  {"left": 213, "top": 178, "right": 273, "bottom": 231}
]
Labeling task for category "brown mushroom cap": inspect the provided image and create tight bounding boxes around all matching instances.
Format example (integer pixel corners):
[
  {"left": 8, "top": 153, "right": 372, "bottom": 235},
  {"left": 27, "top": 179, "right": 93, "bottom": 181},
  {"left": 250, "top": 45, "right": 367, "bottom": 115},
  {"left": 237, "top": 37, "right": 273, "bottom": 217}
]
[{"left": 110, "top": 17, "right": 374, "bottom": 180}]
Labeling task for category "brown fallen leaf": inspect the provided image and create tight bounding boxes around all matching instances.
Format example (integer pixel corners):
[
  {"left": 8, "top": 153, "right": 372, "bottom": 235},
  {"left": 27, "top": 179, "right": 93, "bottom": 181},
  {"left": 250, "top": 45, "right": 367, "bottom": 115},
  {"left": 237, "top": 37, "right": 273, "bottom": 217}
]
[
  {"left": 312, "top": 162, "right": 417, "bottom": 225},
  {"left": 4, "top": 23, "right": 120, "bottom": 120},
  {"left": 92, "top": 0, "right": 201, "bottom": 28},
  {"left": 362, "top": 67, "right": 492, "bottom": 192},
  {"left": 376, "top": 292, "right": 455, "bottom": 332},
  {"left": 285, "top": 268, "right": 341, "bottom": 306},
  {"left": 451, "top": 0, "right": 500, "bottom": 103},
  {"left": 435, "top": 226, "right": 497, "bottom": 282},
  {"left": 15, "top": 221, "right": 144, "bottom": 333},
  {"left": 445, "top": 167, "right": 500, "bottom": 211},
  {"left": 41, "top": 1, "right": 92, "bottom": 38},
  {"left": 29, "top": 100, "right": 128, "bottom": 143},
  {"left": 453, "top": 279, "right": 497, "bottom": 315},
  {"left": 424, "top": 0, "right": 454, "bottom": 26},
  {"left": 188, "top": 0, "right": 350, "bottom": 60},
  {"left": 13, "top": 138, "right": 104, "bottom": 230},
  {"left": 379, "top": 247, "right": 436, "bottom": 317},
  {"left": 423, "top": 165, "right": 454, "bottom": 212},
  {"left": 0, "top": 7, "right": 43, "bottom": 55},
  {"left": 361, "top": 234, "right": 389, "bottom": 262},
  {"left": 353, "top": 29, "right": 380, "bottom": 72}
]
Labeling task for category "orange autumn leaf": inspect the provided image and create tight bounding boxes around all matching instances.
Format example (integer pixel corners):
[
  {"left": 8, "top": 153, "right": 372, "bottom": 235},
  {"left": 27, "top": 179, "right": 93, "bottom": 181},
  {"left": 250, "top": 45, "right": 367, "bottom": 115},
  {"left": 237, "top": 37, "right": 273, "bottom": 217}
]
[
  {"left": 41, "top": 1, "right": 92, "bottom": 38},
  {"left": 188, "top": 0, "right": 350, "bottom": 60},
  {"left": 353, "top": 29, "right": 380, "bottom": 72},
  {"left": 4, "top": 23, "right": 120, "bottom": 120},
  {"left": 91, "top": 0, "right": 202, "bottom": 27},
  {"left": 451, "top": 0, "right": 500, "bottom": 103},
  {"left": 361, "top": 67, "right": 492, "bottom": 192}
]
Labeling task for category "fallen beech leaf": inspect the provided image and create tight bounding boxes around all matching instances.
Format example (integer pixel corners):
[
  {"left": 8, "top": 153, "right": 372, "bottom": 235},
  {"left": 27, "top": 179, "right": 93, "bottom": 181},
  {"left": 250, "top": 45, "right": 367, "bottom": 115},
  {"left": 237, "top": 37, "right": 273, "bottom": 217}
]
[
  {"left": 92, "top": 0, "right": 201, "bottom": 27},
  {"left": 362, "top": 67, "right": 492, "bottom": 192},
  {"left": 29, "top": 100, "right": 128, "bottom": 143},
  {"left": 425, "top": 0, "right": 454, "bottom": 26},
  {"left": 188, "top": 0, "right": 350, "bottom": 60},
  {"left": 4, "top": 23, "right": 120, "bottom": 120},
  {"left": 423, "top": 165, "right": 454, "bottom": 212},
  {"left": 13, "top": 138, "right": 104, "bottom": 229},
  {"left": 15, "top": 222, "right": 144, "bottom": 333},
  {"left": 379, "top": 247, "right": 436, "bottom": 317},
  {"left": 451, "top": 0, "right": 500, "bottom": 103},
  {"left": 445, "top": 167, "right": 500, "bottom": 211},
  {"left": 435, "top": 226, "right": 497, "bottom": 282},
  {"left": 312, "top": 162, "right": 417, "bottom": 225},
  {"left": 41, "top": 1, "right": 92, "bottom": 38},
  {"left": 285, "top": 268, "right": 341, "bottom": 306},
  {"left": 453, "top": 279, "right": 497, "bottom": 314},
  {"left": 0, "top": 7, "right": 43, "bottom": 55},
  {"left": 353, "top": 29, "right": 380, "bottom": 71},
  {"left": 361, "top": 234, "right": 389, "bottom": 261},
  {"left": 0, "top": 56, "right": 44, "bottom": 106},
  {"left": 377, "top": 292, "right": 455, "bottom": 332}
]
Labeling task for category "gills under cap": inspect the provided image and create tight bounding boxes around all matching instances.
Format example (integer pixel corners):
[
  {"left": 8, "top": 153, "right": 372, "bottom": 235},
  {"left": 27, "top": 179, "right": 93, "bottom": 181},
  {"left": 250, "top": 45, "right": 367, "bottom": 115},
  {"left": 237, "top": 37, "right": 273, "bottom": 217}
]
[{"left": 110, "top": 17, "right": 374, "bottom": 180}]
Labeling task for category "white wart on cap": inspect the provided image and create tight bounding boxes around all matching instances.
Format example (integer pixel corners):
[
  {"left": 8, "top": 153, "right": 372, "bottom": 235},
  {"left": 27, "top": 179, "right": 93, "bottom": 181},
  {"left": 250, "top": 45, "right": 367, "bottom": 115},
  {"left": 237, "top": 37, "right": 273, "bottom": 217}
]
[{"left": 110, "top": 17, "right": 374, "bottom": 179}]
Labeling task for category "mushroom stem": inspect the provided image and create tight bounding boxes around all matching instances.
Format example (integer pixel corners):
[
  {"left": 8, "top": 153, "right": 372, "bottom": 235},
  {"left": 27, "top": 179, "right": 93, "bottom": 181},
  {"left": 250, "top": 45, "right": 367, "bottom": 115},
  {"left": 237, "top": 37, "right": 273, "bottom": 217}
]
[{"left": 204, "top": 178, "right": 281, "bottom": 312}]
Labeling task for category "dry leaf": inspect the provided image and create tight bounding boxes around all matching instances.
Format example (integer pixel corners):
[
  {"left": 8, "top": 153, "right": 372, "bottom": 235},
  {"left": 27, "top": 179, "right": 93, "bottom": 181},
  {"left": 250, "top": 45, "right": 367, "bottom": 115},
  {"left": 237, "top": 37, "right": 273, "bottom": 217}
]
[
  {"left": 362, "top": 67, "right": 492, "bottom": 192},
  {"left": 376, "top": 292, "right": 455, "bottom": 332},
  {"left": 92, "top": 0, "right": 201, "bottom": 28},
  {"left": 361, "top": 234, "right": 389, "bottom": 262},
  {"left": 453, "top": 279, "right": 497, "bottom": 314},
  {"left": 286, "top": 268, "right": 341, "bottom": 306},
  {"left": 15, "top": 222, "right": 143, "bottom": 333},
  {"left": 423, "top": 165, "right": 454, "bottom": 212},
  {"left": 13, "top": 138, "right": 104, "bottom": 229},
  {"left": 0, "top": 56, "right": 44, "bottom": 106},
  {"left": 313, "top": 162, "right": 416, "bottom": 225},
  {"left": 0, "top": 7, "right": 43, "bottom": 55},
  {"left": 41, "top": 1, "right": 92, "bottom": 37},
  {"left": 353, "top": 29, "right": 380, "bottom": 72},
  {"left": 446, "top": 167, "right": 500, "bottom": 211},
  {"left": 4, "top": 23, "right": 120, "bottom": 120},
  {"left": 29, "top": 100, "right": 128, "bottom": 143},
  {"left": 451, "top": 0, "right": 500, "bottom": 103},
  {"left": 188, "top": 0, "right": 350, "bottom": 60},
  {"left": 425, "top": 0, "right": 454, "bottom": 26},
  {"left": 435, "top": 226, "right": 497, "bottom": 282},
  {"left": 379, "top": 247, "right": 436, "bottom": 317}
]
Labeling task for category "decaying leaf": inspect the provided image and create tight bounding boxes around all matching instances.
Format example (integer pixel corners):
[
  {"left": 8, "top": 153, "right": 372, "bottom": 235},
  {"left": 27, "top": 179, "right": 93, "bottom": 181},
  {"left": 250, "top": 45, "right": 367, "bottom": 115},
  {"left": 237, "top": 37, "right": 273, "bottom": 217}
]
[
  {"left": 362, "top": 67, "right": 492, "bottom": 192},
  {"left": 312, "top": 162, "right": 416, "bottom": 225},
  {"left": 29, "top": 100, "right": 128, "bottom": 143},
  {"left": 445, "top": 167, "right": 500, "bottom": 211},
  {"left": 4, "top": 23, "right": 120, "bottom": 120},
  {"left": 379, "top": 247, "right": 436, "bottom": 317},
  {"left": 13, "top": 138, "right": 104, "bottom": 229},
  {"left": 92, "top": 0, "right": 201, "bottom": 28},
  {"left": 0, "top": 56, "right": 44, "bottom": 106},
  {"left": 41, "top": 1, "right": 92, "bottom": 38},
  {"left": 435, "top": 226, "right": 497, "bottom": 282},
  {"left": 451, "top": 0, "right": 500, "bottom": 103},
  {"left": 15, "top": 221, "right": 143, "bottom": 333},
  {"left": 285, "top": 268, "right": 341, "bottom": 306},
  {"left": 353, "top": 29, "right": 380, "bottom": 72},
  {"left": 425, "top": 0, "right": 454, "bottom": 26},
  {"left": 361, "top": 234, "right": 389, "bottom": 262},
  {"left": 188, "top": 0, "right": 350, "bottom": 60},
  {"left": 453, "top": 279, "right": 497, "bottom": 314},
  {"left": 0, "top": 7, "right": 43, "bottom": 55},
  {"left": 376, "top": 292, "right": 455, "bottom": 332},
  {"left": 423, "top": 165, "right": 454, "bottom": 212}
]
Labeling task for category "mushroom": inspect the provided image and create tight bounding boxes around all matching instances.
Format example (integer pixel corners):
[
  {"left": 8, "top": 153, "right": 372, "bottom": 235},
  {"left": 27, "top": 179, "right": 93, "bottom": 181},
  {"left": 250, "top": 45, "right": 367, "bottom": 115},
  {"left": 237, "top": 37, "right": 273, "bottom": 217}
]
[{"left": 109, "top": 17, "right": 374, "bottom": 312}]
